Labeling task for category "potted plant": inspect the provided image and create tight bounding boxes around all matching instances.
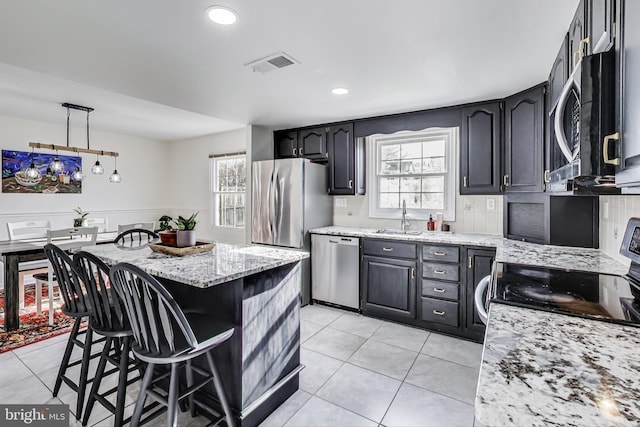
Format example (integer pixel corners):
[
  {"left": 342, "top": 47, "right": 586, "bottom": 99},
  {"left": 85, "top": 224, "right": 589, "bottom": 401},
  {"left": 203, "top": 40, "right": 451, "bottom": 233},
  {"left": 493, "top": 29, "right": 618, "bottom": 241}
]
[
  {"left": 174, "top": 212, "right": 198, "bottom": 248},
  {"left": 158, "top": 215, "right": 173, "bottom": 231},
  {"left": 73, "top": 207, "right": 89, "bottom": 227}
]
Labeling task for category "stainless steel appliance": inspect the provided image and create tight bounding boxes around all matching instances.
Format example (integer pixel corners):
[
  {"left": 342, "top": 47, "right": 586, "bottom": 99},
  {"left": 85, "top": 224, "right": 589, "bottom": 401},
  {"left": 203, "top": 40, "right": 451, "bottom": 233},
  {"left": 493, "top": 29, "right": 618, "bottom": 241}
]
[
  {"left": 476, "top": 218, "right": 640, "bottom": 326},
  {"left": 311, "top": 234, "right": 359, "bottom": 309},
  {"left": 548, "top": 50, "right": 618, "bottom": 194},
  {"left": 251, "top": 158, "right": 332, "bottom": 305}
]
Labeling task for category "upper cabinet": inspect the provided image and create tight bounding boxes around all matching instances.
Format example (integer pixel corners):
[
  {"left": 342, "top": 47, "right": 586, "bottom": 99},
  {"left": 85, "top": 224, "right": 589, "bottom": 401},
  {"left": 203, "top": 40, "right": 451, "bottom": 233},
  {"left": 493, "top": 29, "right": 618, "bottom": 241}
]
[
  {"left": 569, "top": 0, "right": 588, "bottom": 73},
  {"left": 298, "top": 127, "right": 328, "bottom": 160},
  {"left": 459, "top": 102, "right": 502, "bottom": 195},
  {"left": 504, "top": 85, "right": 546, "bottom": 193},
  {"left": 274, "top": 130, "right": 299, "bottom": 158},
  {"left": 327, "top": 123, "right": 365, "bottom": 195},
  {"left": 590, "top": 0, "right": 615, "bottom": 54}
]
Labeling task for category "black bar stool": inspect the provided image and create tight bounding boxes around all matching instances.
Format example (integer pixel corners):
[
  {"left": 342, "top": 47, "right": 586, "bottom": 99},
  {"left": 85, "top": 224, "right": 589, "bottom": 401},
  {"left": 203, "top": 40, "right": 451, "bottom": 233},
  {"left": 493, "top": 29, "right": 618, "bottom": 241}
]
[
  {"left": 44, "top": 244, "right": 103, "bottom": 419},
  {"left": 74, "top": 251, "right": 149, "bottom": 426},
  {"left": 114, "top": 228, "right": 159, "bottom": 249},
  {"left": 109, "top": 262, "right": 236, "bottom": 427}
]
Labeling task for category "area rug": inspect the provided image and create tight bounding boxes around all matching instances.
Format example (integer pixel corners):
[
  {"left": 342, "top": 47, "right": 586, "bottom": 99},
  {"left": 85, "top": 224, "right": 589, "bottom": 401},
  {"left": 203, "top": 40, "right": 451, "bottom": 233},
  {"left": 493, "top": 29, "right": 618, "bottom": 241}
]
[{"left": 0, "top": 284, "right": 78, "bottom": 354}]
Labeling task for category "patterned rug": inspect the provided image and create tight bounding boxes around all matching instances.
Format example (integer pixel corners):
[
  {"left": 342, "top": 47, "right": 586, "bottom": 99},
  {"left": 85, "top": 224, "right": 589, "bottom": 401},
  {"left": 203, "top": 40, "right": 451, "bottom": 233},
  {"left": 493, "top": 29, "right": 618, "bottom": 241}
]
[{"left": 0, "top": 284, "right": 77, "bottom": 354}]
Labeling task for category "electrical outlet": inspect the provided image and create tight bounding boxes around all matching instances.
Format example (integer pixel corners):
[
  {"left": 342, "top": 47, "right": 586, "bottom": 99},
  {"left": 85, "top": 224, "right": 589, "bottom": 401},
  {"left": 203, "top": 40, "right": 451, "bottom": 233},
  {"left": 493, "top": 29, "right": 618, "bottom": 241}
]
[
  {"left": 486, "top": 198, "right": 495, "bottom": 211},
  {"left": 335, "top": 197, "right": 347, "bottom": 208}
]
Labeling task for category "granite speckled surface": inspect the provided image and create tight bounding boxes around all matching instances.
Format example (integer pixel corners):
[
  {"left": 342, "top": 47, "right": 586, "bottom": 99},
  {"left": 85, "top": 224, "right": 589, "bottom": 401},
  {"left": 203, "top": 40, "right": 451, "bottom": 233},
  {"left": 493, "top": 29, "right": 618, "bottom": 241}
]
[
  {"left": 476, "top": 303, "right": 640, "bottom": 426},
  {"left": 310, "top": 226, "right": 629, "bottom": 275},
  {"left": 81, "top": 242, "right": 308, "bottom": 288}
]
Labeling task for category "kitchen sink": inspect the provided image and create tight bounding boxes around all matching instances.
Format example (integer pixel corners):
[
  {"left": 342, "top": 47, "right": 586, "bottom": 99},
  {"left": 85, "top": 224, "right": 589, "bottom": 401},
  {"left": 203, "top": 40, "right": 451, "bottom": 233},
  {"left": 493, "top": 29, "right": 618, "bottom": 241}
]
[{"left": 374, "top": 229, "right": 421, "bottom": 235}]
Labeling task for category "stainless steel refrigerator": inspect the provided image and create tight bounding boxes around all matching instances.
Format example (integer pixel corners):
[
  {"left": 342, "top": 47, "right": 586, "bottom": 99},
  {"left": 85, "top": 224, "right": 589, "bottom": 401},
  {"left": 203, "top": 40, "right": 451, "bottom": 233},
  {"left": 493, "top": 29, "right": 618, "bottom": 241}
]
[{"left": 252, "top": 158, "right": 332, "bottom": 305}]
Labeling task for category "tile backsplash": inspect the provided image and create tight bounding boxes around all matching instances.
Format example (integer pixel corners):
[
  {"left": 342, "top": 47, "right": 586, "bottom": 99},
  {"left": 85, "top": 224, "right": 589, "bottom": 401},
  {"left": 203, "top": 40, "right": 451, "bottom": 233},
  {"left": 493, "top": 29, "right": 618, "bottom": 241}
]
[
  {"left": 599, "top": 195, "right": 639, "bottom": 267},
  {"left": 333, "top": 193, "right": 503, "bottom": 235}
]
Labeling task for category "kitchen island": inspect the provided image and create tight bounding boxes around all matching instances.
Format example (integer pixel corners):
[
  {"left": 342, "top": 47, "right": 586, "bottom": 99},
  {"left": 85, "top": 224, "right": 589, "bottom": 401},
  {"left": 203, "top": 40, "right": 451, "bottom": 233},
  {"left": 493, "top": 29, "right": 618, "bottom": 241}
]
[{"left": 82, "top": 242, "right": 308, "bottom": 427}]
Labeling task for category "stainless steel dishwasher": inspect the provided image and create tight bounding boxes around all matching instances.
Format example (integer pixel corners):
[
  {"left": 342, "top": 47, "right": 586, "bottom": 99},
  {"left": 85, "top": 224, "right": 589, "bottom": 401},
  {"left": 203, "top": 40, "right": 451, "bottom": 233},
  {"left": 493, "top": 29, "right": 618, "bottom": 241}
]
[{"left": 311, "top": 234, "right": 360, "bottom": 309}]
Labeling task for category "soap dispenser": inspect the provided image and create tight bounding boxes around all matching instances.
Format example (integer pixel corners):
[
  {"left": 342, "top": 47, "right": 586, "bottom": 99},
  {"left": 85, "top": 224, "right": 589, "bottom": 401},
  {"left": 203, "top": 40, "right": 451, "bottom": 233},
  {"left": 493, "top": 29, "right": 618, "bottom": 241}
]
[{"left": 427, "top": 214, "right": 435, "bottom": 231}]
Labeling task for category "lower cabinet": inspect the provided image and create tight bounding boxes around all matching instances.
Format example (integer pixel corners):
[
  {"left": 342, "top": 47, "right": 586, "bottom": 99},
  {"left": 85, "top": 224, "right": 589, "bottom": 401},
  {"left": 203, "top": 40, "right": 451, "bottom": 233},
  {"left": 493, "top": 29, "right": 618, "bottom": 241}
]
[{"left": 359, "top": 238, "right": 495, "bottom": 343}]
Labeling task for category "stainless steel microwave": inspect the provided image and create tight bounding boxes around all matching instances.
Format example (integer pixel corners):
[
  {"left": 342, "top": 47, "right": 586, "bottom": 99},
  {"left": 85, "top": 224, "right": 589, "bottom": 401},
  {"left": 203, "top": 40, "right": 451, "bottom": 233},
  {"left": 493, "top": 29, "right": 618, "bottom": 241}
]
[{"left": 547, "top": 49, "right": 617, "bottom": 193}]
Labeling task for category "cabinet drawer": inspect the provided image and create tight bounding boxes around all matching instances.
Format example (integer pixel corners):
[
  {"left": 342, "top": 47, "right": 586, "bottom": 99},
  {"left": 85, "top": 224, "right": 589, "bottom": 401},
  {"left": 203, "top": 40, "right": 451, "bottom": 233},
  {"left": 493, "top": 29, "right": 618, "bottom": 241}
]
[
  {"left": 422, "top": 262, "right": 459, "bottom": 282},
  {"left": 362, "top": 240, "right": 417, "bottom": 259},
  {"left": 420, "top": 298, "right": 459, "bottom": 327},
  {"left": 421, "top": 280, "right": 459, "bottom": 301},
  {"left": 422, "top": 245, "right": 459, "bottom": 263}
]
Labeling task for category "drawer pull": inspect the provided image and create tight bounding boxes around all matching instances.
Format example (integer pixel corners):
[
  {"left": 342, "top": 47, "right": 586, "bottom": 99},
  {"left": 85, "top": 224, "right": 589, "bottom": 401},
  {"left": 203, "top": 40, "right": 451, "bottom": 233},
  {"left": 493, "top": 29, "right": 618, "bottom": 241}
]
[
  {"left": 433, "top": 310, "right": 446, "bottom": 316},
  {"left": 433, "top": 270, "right": 446, "bottom": 275},
  {"left": 433, "top": 251, "right": 446, "bottom": 256},
  {"left": 433, "top": 288, "right": 446, "bottom": 293},
  {"left": 293, "top": 148, "right": 297, "bottom": 156},
  {"left": 382, "top": 247, "right": 394, "bottom": 252},
  {"left": 411, "top": 268, "right": 415, "bottom": 279}
]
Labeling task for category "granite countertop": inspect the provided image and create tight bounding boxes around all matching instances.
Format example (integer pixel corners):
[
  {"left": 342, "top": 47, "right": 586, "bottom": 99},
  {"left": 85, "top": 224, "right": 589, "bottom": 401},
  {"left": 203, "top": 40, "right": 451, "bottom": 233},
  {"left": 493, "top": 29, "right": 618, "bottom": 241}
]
[
  {"left": 476, "top": 303, "right": 640, "bottom": 426},
  {"left": 310, "top": 226, "right": 629, "bottom": 275},
  {"left": 81, "top": 243, "right": 308, "bottom": 288}
]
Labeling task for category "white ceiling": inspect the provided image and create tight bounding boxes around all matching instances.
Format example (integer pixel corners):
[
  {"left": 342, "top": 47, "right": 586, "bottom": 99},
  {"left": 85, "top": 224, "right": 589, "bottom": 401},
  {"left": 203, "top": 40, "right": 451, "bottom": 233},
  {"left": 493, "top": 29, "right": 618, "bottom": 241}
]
[{"left": 0, "top": 0, "right": 579, "bottom": 141}]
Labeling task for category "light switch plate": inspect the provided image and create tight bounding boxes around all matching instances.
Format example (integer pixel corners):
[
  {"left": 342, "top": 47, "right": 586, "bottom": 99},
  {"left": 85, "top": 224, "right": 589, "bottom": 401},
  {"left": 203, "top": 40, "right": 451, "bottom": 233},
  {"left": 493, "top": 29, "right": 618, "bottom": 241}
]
[
  {"left": 335, "top": 197, "right": 347, "bottom": 208},
  {"left": 486, "top": 198, "right": 495, "bottom": 211}
]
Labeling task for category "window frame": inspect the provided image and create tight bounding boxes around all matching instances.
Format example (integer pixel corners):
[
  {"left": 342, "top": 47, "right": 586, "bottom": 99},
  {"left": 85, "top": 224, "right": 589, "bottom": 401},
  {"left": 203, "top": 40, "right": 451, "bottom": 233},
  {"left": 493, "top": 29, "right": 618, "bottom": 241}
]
[
  {"left": 209, "top": 152, "right": 247, "bottom": 229},
  {"left": 368, "top": 128, "right": 458, "bottom": 221}
]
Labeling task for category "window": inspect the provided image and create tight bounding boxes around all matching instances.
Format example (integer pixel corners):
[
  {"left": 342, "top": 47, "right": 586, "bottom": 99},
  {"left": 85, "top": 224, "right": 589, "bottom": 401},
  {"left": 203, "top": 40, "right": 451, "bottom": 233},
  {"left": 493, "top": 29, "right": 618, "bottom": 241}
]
[
  {"left": 368, "top": 128, "right": 457, "bottom": 220},
  {"left": 210, "top": 153, "right": 246, "bottom": 228}
]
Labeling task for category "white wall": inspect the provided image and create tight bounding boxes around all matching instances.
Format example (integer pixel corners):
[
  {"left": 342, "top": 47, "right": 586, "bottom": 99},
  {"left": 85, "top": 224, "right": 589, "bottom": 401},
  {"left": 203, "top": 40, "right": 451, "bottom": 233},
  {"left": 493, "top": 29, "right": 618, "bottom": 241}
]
[
  {"left": 0, "top": 115, "right": 170, "bottom": 240},
  {"left": 599, "top": 195, "right": 640, "bottom": 267},
  {"left": 166, "top": 127, "right": 248, "bottom": 244}
]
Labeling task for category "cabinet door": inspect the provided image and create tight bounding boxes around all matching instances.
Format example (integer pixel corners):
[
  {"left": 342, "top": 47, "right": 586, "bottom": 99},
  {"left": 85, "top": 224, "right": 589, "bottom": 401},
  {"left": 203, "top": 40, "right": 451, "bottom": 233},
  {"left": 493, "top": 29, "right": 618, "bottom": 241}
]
[
  {"left": 298, "top": 127, "right": 327, "bottom": 160},
  {"left": 504, "top": 85, "right": 545, "bottom": 193},
  {"left": 274, "top": 130, "right": 299, "bottom": 158},
  {"left": 590, "top": 0, "right": 614, "bottom": 54},
  {"left": 328, "top": 123, "right": 356, "bottom": 195},
  {"left": 459, "top": 102, "right": 502, "bottom": 194},
  {"left": 465, "top": 248, "right": 494, "bottom": 342},
  {"left": 569, "top": 0, "right": 588, "bottom": 73},
  {"left": 361, "top": 255, "right": 417, "bottom": 321}
]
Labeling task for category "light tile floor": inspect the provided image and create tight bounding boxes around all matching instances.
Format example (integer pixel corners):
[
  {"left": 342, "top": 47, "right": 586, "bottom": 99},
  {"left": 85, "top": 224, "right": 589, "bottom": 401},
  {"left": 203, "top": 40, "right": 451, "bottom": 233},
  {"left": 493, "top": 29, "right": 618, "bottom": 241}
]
[{"left": 0, "top": 304, "right": 486, "bottom": 427}]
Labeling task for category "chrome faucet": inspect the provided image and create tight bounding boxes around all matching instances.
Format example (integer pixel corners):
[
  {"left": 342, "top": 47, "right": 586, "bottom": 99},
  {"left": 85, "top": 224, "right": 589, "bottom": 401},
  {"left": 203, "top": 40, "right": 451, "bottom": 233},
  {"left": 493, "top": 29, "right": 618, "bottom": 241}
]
[{"left": 401, "top": 199, "right": 411, "bottom": 231}]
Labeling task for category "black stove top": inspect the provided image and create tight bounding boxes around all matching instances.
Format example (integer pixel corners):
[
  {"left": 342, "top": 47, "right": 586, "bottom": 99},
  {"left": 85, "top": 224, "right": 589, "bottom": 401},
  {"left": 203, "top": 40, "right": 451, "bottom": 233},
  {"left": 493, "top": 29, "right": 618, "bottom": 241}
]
[{"left": 491, "top": 263, "right": 640, "bottom": 326}]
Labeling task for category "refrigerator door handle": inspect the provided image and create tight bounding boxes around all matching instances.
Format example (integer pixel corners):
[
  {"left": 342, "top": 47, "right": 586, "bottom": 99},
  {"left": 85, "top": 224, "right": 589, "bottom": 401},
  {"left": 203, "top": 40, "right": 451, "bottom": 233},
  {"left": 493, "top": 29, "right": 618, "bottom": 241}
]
[
  {"left": 274, "top": 172, "right": 283, "bottom": 239},
  {"left": 266, "top": 169, "right": 275, "bottom": 238}
]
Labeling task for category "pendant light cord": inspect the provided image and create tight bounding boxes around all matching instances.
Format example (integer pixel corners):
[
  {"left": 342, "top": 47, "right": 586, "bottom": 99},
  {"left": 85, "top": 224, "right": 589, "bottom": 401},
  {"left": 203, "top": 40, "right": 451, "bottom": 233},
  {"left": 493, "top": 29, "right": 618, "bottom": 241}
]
[
  {"left": 86, "top": 110, "right": 90, "bottom": 150},
  {"left": 66, "top": 106, "right": 70, "bottom": 148}
]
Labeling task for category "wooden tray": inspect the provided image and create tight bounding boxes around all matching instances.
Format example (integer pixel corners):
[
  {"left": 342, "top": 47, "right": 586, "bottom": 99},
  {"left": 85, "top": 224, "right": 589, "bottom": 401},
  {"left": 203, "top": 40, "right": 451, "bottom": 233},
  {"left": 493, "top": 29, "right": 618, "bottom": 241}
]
[{"left": 148, "top": 241, "right": 215, "bottom": 256}]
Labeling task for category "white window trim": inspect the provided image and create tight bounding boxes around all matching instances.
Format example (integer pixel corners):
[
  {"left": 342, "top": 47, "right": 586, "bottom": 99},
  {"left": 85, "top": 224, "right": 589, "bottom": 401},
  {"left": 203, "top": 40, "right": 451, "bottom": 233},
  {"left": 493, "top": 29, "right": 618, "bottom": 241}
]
[
  {"left": 368, "top": 127, "right": 458, "bottom": 221},
  {"left": 209, "top": 153, "right": 246, "bottom": 230}
]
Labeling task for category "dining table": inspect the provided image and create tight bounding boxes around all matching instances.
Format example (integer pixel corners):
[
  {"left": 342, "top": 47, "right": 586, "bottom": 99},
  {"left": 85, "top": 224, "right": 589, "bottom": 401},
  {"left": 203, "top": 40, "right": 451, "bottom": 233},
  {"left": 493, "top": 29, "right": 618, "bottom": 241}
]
[{"left": 0, "top": 232, "right": 118, "bottom": 331}]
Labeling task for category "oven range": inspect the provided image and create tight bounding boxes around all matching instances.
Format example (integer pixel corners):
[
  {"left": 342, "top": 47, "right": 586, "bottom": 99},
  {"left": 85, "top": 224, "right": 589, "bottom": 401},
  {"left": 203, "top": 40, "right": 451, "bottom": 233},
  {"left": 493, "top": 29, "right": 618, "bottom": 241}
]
[{"left": 475, "top": 217, "right": 640, "bottom": 327}]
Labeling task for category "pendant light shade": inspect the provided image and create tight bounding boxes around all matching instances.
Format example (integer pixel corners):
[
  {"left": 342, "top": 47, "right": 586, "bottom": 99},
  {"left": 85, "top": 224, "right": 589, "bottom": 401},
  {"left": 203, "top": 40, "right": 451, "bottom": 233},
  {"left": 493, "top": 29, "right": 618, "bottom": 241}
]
[
  {"left": 109, "top": 156, "right": 121, "bottom": 183},
  {"left": 92, "top": 152, "right": 104, "bottom": 174},
  {"left": 50, "top": 152, "right": 64, "bottom": 172},
  {"left": 25, "top": 161, "right": 41, "bottom": 180}
]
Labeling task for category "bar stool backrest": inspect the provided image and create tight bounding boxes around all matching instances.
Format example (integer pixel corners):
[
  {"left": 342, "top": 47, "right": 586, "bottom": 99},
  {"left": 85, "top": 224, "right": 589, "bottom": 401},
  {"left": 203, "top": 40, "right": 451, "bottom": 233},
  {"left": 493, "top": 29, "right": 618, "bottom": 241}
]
[
  {"left": 74, "top": 251, "right": 128, "bottom": 333},
  {"left": 117, "top": 222, "right": 155, "bottom": 234},
  {"left": 114, "top": 229, "right": 159, "bottom": 249},
  {"left": 43, "top": 244, "right": 91, "bottom": 316},
  {"left": 109, "top": 263, "right": 198, "bottom": 360}
]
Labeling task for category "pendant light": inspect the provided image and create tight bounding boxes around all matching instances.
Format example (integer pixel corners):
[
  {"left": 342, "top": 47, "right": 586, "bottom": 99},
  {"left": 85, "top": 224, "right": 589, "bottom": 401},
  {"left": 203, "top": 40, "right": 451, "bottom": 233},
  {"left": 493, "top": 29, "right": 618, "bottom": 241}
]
[
  {"left": 109, "top": 156, "right": 122, "bottom": 183},
  {"left": 91, "top": 152, "right": 104, "bottom": 174},
  {"left": 25, "top": 148, "right": 41, "bottom": 180},
  {"left": 50, "top": 150, "right": 65, "bottom": 172}
]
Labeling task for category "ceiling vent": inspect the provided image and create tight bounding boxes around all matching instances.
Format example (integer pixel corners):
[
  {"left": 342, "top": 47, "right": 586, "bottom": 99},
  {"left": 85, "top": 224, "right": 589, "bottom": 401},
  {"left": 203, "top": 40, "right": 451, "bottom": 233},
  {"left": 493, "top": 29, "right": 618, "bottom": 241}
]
[{"left": 245, "top": 52, "right": 299, "bottom": 73}]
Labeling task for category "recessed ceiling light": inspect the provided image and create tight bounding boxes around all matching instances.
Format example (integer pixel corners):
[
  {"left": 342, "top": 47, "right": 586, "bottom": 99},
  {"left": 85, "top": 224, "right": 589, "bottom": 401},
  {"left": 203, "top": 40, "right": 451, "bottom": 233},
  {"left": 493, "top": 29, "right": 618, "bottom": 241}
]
[
  {"left": 206, "top": 6, "right": 238, "bottom": 25},
  {"left": 332, "top": 87, "right": 349, "bottom": 95}
]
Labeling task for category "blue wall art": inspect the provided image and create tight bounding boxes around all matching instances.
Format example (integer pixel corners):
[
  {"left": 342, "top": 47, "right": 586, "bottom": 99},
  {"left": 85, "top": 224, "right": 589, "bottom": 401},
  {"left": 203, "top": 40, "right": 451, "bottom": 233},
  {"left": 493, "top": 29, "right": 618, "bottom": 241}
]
[{"left": 2, "top": 149, "right": 83, "bottom": 194}]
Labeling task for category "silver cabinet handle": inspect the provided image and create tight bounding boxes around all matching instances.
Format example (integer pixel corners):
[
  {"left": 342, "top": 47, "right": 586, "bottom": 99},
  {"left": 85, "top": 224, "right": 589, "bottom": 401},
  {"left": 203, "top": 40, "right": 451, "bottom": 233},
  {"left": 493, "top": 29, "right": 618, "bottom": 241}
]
[
  {"left": 433, "top": 288, "right": 446, "bottom": 293},
  {"left": 348, "top": 179, "right": 353, "bottom": 189},
  {"left": 382, "top": 247, "right": 393, "bottom": 252},
  {"left": 468, "top": 255, "right": 473, "bottom": 269},
  {"left": 433, "top": 251, "right": 446, "bottom": 256},
  {"left": 603, "top": 132, "right": 620, "bottom": 165},
  {"left": 544, "top": 170, "right": 550, "bottom": 183},
  {"left": 299, "top": 147, "right": 303, "bottom": 155},
  {"left": 293, "top": 147, "right": 297, "bottom": 156},
  {"left": 433, "top": 270, "right": 446, "bottom": 275},
  {"left": 503, "top": 175, "right": 509, "bottom": 187},
  {"left": 463, "top": 176, "right": 468, "bottom": 187},
  {"left": 411, "top": 268, "right": 415, "bottom": 279},
  {"left": 433, "top": 310, "right": 445, "bottom": 316}
]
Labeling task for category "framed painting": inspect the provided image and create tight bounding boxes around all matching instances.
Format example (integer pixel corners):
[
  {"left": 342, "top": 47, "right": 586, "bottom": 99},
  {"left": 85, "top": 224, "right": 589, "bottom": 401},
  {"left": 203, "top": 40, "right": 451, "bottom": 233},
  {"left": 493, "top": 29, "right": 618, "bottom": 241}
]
[{"left": 2, "top": 149, "right": 83, "bottom": 194}]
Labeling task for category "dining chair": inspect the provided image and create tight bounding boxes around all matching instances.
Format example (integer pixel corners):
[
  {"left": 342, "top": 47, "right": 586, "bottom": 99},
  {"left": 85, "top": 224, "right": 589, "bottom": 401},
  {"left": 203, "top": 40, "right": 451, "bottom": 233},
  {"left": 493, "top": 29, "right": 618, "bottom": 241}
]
[
  {"left": 84, "top": 217, "right": 109, "bottom": 233},
  {"left": 114, "top": 228, "right": 159, "bottom": 249},
  {"left": 44, "top": 243, "right": 103, "bottom": 420},
  {"left": 74, "top": 251, "right": 148, "bottom": 427},
  {"left": 117, "top": 222, "right": 155, "bottom": 234},
  {"left": 33, "top": 226, "right": 98, "bottom": 325},
  {"left": 5, "top": 220, "right": 52, "bottom": 308},
  {"left": 109, "top": 262, "right": 236, "bottom": 427}
]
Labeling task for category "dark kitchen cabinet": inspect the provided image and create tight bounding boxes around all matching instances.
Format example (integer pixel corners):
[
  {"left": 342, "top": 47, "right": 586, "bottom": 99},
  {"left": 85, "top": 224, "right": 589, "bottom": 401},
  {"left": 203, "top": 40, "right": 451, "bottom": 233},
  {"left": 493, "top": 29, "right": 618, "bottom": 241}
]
[
  {"left": 274, "top": 130, "right": 299, "bottom": 158},
  {"left": 590, "top": 0, "right": 615, "bottom": 54},
  {"left": 361, "top": 239, "right": 417, "bottom": 322},
  {"left": 569, "top": 0, "right": 588, "bottom": 73},
  {"left": 504, "top": 84, "right": 545, "bottom": 193},
  {"left": 328, "top": 123, "right": 365, "bottom": 195},
  {"left": 465, "top": 248, "right": 494, "bottom": 343},
  {"left": 459, "top": 102, "right": 502, "bottom": 194},
  {"left": 298, "top": 127, "right": 328, "bottom": 160}
]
